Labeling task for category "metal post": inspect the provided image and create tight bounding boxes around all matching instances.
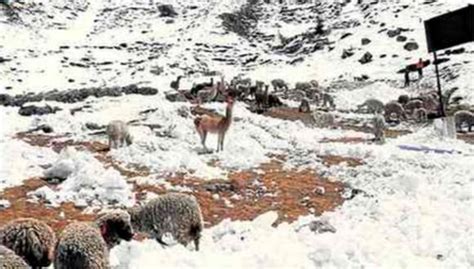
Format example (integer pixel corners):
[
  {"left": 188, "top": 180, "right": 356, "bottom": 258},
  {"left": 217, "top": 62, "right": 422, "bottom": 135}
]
[{"left": 433, "top": 51, "right": 445, "bottom": 117}]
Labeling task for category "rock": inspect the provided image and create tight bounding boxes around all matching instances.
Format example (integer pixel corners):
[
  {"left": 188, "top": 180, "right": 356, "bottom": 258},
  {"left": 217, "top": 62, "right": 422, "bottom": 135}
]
[
  {"left": 340, "top": 32, "right": 352, "bottom": 39},
  {"left": 203, "top": 182, "right": 235, "bottom": 193},
  {"left": 0, "top": 93, "right": 12, "bottom": 106},
  {"left": 361, "top": 38, "right": 371, "bottom": 45},
  {"left": 122, "top": 85, "right": 157, "bottom": 95},
  {"left": 177, "top": 106, "right": 190, "bottom": 118},
  {"left": 342, "top": 49, "right": 354, "bottom": 59},
  {"left": 165, "top": 92, "right": 187, "bottom": 102},
  {"left": 85, "top": 122, "right": 103, "bottom": 130},
  {"left": 396, "top": 35, "right": 407, "bottom": 42},
  {"left": 387, "top": 28, "right": 401, "bottom": 38},
  {"left": 19, "top": 105, "right": 61, "bottom": 116},
  {"left": 404, "top": 42, "right": 419, "bottom": 51},
  {"left": 157, "top": 4, "right": 177, "bottom": 17},
  {"left": 308, "top": 220, "right": 336, "bottom": 234},
  {"left": 0, "top": 56, "right": 11, "bottom": 63},
  {"left": 358, "top": 52, "right": 373, "bottom": 64},
  {"left": 446, "top": 47, "right": 465, "bottom": 55},
  {"left": 39, "top": 124, "right": 54, "bottom": 133}
]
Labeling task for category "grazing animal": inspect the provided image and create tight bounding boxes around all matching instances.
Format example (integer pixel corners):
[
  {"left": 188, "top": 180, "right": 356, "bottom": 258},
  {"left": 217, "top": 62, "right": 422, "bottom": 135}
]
[
  {"left": 254, "top": 85, "right": 269, "bottom": 111},
  {"left": 321, "top": 93, "right": 335, "bottom": 109},
  {"left": 106, "top": 120, "right": 132, "bottom": 149},
  {"left": 267, "top": 93, "right": 283, "bottom": 108},
  {"left": 128, "top": 193, "right": 203, "bottom": 251},
  {"left": 295, "top": 82, "right": 312, "bottom": 91},
  {"left": 170, "top": 75, "right": 183, "bottom": 91},
  {"left": 357, "top": 98, "right": 384, "bottom": 114},
  {"left": 398, "top": 94, "right": 409, "bottom": 105},
  {"left": 420, "top": 94, "right": 439, "bottom": 112},
  {"left": 454, "top": 110, "right": 474, "bottom": 132},
  {"left": 372, "top": 114, "right": 385, "bottom": 143},
  {"left": 271, "top": 79, "right": 289, "bottom": 92},
  {"left": 190, "top": 77, "right": 214, "bottom": 96},
  {"left": 312, "top": 111, "right": 335, "bottom": 128},
  {"left": 0, "top": 218, "right": 56, "bottom": 269},
  {"left": 309, "top": 80, "right": 319, "bottom": 89},
  {"left": 54, "top": 210, "right": 134, "bottom": 269},
  {"left": 299, "top": 98, "right": 311, "bottom": 113},
  {"left": 197, "top": 82, "right": 220, "bottom": 104},
  {"left": 384, "top": 101, "right": 407, "bottom": 122},
  {"left": 404, "top": 99, "right": 423, "bottom": 114},
  {"left": 0, "top": 245, "right": 29, "bottom": 269},
  {"left": 413, "top": 108, "right": 428, "bottom": 123},
  {"left": 194, "top": 96, "right": 234, "bottom": 152}
]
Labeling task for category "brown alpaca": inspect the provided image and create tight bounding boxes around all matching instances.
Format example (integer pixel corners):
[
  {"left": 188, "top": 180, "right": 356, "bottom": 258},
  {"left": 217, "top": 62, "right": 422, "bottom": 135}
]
[{"left": 194, "top": 97, "right": 234, "bottom": 152}]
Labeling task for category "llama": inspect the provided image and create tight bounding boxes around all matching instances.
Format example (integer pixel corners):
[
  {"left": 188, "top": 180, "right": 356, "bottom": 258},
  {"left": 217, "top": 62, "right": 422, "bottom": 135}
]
[{"left": 194, "top": 96, "right": 234, "bottom": 152}]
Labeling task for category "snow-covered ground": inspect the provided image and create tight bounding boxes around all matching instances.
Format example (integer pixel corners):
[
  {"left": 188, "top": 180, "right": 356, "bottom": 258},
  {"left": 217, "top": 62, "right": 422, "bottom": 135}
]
[{"left": 1, "top": 0, "right": 474, "bottom": 268}]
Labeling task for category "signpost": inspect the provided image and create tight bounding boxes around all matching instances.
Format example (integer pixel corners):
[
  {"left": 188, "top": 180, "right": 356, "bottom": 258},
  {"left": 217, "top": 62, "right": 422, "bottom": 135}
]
[{"left": 424, "top": 4, "right": 474, "bottom": 117}]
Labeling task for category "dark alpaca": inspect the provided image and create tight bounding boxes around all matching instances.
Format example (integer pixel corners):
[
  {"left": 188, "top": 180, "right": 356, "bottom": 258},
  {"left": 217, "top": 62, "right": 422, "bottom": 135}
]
[{"left": 170, "top": 76, "right": 183, "bottom": 91}]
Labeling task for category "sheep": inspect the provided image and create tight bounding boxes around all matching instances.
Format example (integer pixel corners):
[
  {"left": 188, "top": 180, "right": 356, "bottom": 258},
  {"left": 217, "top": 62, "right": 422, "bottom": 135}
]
[
  {"left": 0, "top": 218, "right": 56, "bottom": 269},
  {"left": 413, "top": 108, "right": 428, "bottom": 123},
  {"left": 128, "top": 193, "right": 203, "bottom": 251},
  {"left": 321, "top": 93, "right": 335, "bottom": 109},
  {"left": 357, "top": 98, "right": 384, "bottom": 114},
  {"left": 420, "top": 94, "right": 439, "bottom": 111},
  {"left": 54, "top": 210, "right": 134, "bottom": 269},
  {"left": 454, "top": 110, "right": 474, "bottom": 132},
  {"left": 384, "top": 101, "right": 406, "bottom": 122},
  {"left": 404, "top": 99, "right": 423, "bottom": 114},
  {"left": 372, "top": 114, "right": 385, "bottom": 143},
  {"left": 270, "top": 79, "right": 289, "bottom": 92},
  {"left": 0, "top": 245, "right": 29, "bottom": 269},
  {"left": 106, "top": 120, "right": 132, "bottom": 149},
  {"left": 312, "top": 111, "right": 335, "bottom": 128},
  {"left": 298, "top": 98, "right": 311, "bottom": 113},
  {"left": 295, "top": 81, "right": 312, "bottom": 91}
]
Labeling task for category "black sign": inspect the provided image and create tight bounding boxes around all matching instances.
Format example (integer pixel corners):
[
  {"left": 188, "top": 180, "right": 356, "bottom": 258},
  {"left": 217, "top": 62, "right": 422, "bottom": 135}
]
[{"left": 425, "top": 4, "right": 474, "bottom": 52}]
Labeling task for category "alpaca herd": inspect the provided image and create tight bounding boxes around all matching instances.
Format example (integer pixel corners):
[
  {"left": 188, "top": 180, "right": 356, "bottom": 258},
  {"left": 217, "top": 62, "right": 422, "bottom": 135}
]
[
  {"left": 355, "top": 90, "right": 474, "bottom": 132},
  {"left": 113, "top": 76, "right": 473, "bottom": 153},
  {"left": 0, "top": 193, "right": 204, "bottom": 268}
]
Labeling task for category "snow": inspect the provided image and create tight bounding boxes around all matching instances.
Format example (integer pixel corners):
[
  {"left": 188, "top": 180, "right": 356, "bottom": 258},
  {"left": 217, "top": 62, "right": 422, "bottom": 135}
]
[
  {"left": 0, "top": 139, "right": 57, "bottom": 191},
  {"left": 1, "top": 0, "right": 474, "bottom": 268},
  {"left": 111, "top": 128, "right": 474, "bottom": 268},
  {"left": 30, "top": 147, "right": 134, "bottom": 207}
]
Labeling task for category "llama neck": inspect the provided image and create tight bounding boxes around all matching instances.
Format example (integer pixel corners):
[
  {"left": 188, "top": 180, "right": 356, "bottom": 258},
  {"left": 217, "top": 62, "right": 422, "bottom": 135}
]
[{"left": 225, "top": 103, "right": 233, "bottom": 122}]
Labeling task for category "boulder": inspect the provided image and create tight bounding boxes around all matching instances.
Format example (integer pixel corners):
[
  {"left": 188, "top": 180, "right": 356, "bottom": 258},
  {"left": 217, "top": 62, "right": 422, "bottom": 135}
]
[
  {"left": 157, "top": 4, "right": 177, "bottom": 17},
  {"left": 358, "top": 52, "right": 373, "bottom": 64},
  {"left": 19, "top": 105, "right": 61, "bottom": 116},
  {"left": 404, "top": 42, "right": 419, "bottom": 51},
  {"left": 396, "top": 35, "right": 407, "bottom": 42}
]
